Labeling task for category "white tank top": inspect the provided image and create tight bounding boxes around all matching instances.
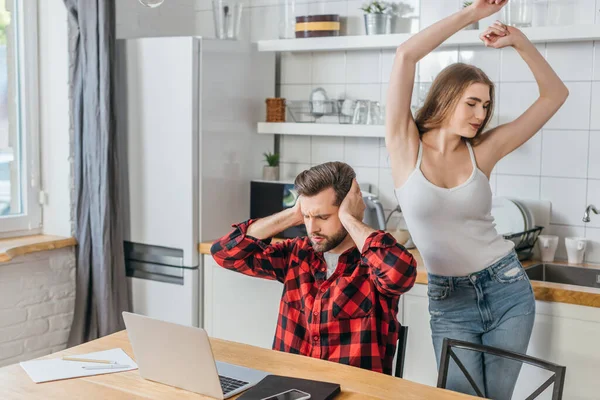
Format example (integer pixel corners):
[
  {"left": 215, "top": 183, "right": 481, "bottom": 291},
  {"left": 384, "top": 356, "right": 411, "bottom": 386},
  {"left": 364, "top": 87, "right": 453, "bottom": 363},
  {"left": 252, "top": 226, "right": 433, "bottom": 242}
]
[{"left": 395, "top": 140, "right": 514, "bottom": 276}]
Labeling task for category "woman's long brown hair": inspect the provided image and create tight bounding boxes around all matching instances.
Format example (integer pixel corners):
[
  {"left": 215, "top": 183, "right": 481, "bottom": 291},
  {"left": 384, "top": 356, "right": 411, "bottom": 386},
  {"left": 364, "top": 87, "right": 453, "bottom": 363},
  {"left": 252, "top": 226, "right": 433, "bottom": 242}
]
[{"left": 414, "top": 63, "right": 495, "bottom": 143}]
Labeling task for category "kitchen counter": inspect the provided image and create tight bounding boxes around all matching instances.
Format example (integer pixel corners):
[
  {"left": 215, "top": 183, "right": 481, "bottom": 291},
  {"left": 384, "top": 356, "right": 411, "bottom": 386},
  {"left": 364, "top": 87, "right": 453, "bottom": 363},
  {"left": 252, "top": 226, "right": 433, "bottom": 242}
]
[{"left": 199, "top": 240, "right": 600, "bottom": 308}]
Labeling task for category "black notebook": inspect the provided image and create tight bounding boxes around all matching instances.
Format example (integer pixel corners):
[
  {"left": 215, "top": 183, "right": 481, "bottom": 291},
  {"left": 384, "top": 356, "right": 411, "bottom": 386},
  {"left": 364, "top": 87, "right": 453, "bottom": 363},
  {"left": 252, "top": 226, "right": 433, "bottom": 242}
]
[{"left": 237, "top": 375, "right": 341, "bottom": 400}]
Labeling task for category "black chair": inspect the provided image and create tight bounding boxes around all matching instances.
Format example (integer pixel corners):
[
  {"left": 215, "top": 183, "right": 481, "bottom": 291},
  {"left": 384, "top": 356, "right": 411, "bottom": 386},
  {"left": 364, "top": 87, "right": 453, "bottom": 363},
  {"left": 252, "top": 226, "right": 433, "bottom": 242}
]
[
  {"left": 437, "top": 338, "right": 566, "bottom": 400},
  {"left": 392, "top": 325, "right": 409, "bottom": 378}
]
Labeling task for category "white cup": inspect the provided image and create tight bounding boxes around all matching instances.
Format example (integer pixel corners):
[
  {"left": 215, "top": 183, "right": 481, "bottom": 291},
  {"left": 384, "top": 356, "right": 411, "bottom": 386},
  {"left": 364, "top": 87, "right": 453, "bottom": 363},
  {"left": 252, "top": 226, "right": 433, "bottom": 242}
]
[
  {"left": 565, "top": 237, "right": 587, "bottom": 264},
  {"left": 537, "top": 235, "right": 559, "bottom": 262}
]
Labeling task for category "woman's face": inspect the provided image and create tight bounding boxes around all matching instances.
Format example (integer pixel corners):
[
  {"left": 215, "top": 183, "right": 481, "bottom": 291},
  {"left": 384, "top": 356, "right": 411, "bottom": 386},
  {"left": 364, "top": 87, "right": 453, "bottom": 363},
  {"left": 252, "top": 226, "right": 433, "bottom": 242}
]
[{"left": 446, "top": 83, "right": 491, "bottom": 139}]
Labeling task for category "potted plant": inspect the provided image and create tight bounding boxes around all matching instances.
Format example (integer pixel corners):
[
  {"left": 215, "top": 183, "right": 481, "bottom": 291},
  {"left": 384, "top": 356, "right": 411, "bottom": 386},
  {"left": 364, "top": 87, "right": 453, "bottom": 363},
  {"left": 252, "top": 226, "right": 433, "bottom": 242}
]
[
  {"left": 361, "top": 1, "right": 392, "bottom": 35},
  {"left": 462, "top": 1, "right": 479, "bottom": 30},
  {"left": 387, "top": 2, "right": 415, "bottom": 34},
  {"left": 262, "top": 151, "right": 280, "bottom": 181}
]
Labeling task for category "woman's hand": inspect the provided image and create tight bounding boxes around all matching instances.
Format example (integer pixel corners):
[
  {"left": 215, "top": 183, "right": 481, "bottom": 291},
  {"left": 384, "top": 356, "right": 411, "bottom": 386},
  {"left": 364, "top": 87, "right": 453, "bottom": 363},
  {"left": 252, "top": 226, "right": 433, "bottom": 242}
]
[
  {"left": 480, "top": 21, "right": 527, "bottom": 49},
  {"left": 467, "top": 0, "right": 508, "bottom": 20}
]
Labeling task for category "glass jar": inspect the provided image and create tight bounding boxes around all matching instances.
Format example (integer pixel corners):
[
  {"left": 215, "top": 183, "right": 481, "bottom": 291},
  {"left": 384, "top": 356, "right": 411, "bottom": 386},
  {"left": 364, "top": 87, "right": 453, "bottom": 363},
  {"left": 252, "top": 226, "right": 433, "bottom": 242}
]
[
  {"left": 279, "top": 0, "right": 296, "bottom": 39},
  {"left": 503, "top": 0, "right": 534, "bottom": 27}
]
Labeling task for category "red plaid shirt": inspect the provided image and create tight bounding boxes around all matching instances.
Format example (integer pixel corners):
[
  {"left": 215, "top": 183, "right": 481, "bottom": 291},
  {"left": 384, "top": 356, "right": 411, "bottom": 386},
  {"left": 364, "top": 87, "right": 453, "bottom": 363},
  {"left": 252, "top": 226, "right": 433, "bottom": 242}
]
[{"left": 210, "top": 219, "right": 417, "bottom": 374}]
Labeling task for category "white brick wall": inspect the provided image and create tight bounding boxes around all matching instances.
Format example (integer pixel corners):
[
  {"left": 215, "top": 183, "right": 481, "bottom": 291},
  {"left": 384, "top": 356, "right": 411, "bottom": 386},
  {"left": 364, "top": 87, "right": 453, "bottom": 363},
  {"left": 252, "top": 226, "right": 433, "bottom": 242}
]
[{"left": 0, "top": 248, "right": 76, "bottom": 367}]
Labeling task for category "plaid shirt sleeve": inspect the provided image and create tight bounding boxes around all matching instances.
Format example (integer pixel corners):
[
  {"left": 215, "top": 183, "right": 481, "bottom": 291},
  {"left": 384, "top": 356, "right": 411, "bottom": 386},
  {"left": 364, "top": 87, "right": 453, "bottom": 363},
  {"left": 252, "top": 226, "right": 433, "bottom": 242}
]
[
  {"left": 361, "top": 231, "right": 417, "bottom": 296},
  {"left": 210, "top": 219, "right": 295, "bottom": 283}
]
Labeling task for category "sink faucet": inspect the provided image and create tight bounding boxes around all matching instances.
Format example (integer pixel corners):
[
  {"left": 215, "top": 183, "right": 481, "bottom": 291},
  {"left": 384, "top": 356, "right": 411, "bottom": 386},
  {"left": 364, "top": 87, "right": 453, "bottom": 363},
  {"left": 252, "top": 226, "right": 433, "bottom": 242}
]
[{"left": 583, "top": 204, "right": 599, "bottom": 223}]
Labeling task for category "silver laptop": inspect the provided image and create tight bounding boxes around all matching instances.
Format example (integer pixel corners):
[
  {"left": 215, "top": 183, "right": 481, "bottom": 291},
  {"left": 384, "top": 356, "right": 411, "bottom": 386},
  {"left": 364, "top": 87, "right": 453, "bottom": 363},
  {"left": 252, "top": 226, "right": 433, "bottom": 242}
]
[{"left": 122, "top": 312, "right": 269, "bottom": 399}]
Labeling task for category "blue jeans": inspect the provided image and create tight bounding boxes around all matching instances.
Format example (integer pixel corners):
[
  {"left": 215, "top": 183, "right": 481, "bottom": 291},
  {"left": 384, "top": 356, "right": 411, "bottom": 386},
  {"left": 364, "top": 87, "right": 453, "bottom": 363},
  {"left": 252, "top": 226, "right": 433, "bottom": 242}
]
[{"left": 428, "top": 251, "right": 536, "bottom": 400}]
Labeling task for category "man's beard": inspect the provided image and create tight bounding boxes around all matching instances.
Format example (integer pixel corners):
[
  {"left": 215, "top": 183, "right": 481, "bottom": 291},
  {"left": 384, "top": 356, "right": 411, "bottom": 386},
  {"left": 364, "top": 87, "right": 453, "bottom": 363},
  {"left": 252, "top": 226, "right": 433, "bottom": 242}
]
[{"left": 310, "top": 228, "right": 348, "bottom": 252}]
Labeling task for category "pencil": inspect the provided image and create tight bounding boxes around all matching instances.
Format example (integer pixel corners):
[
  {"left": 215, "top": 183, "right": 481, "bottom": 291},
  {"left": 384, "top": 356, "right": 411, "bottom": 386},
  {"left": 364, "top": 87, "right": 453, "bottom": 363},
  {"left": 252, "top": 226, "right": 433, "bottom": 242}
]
[{"left": 62, "top": 356, "right": 116, "bottom": 364}]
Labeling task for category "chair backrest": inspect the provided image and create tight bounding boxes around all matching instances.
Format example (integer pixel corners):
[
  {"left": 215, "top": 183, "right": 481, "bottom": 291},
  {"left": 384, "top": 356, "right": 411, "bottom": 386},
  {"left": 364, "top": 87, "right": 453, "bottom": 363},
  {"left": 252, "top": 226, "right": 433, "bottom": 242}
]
[
  {"left": 393, "top": 325, "right": 409, "bottom": 378},
  {"left": 437, "top": 338, "right": 566, "bottom": 400}
]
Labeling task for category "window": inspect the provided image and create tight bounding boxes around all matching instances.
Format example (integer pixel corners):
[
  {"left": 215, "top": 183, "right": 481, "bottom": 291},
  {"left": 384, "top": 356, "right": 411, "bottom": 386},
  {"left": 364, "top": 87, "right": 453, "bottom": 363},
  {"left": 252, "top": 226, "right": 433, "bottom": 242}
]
[{"left": 0, "top": 0, "right": 40, "bottom": 235}]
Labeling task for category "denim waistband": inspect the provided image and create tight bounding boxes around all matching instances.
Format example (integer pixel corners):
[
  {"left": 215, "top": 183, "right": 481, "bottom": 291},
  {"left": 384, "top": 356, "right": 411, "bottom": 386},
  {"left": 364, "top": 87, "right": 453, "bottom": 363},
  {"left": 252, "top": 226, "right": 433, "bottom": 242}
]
[{"left": 427, "top": 250, "right": 520, "bottom": 288}]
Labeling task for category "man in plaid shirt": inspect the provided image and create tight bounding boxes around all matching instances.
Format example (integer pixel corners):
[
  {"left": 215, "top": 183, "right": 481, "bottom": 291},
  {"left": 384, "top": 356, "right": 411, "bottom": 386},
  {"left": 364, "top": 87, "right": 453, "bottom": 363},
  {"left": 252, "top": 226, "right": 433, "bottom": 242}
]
[{"left": 211, "top": 162, "right": 416, "bottom": 374}]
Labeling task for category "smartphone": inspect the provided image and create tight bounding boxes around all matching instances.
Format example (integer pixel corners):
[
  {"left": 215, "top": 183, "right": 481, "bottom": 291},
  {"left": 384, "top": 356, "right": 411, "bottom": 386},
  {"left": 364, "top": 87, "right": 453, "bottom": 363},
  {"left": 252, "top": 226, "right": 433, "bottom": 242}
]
[{"left": 259, "top": 388, "right": 311, "bottom": 400}]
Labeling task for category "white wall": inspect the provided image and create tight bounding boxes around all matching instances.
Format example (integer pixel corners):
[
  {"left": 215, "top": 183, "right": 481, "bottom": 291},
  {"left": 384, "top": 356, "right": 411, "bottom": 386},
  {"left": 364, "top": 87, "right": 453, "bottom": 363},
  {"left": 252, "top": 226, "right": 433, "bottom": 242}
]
[{"left": 117, "top": 0, "right": 600, "bottom": 264}]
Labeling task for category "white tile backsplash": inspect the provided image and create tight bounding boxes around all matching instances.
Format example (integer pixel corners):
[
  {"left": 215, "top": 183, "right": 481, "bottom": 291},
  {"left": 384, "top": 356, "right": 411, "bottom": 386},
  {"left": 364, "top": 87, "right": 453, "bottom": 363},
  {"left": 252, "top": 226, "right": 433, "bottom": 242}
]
[
  {"left": 594, "top": 42, "right": 600, "bottom": 81},
  {"left": 545, "top": 41, "right": 594, "bottom": 82},
  {"left": 545, "top": 81, "right": 592, "bottom": 131},
  {"left": 344, "top": 137, "right": 380, "bottom": 168},
  {"left": 345, "top": 51, "right": 381, "bottom": 84},
  {"left": 279, "top": 84, "right": 313, "bottom": 101},
  {"left": 591, "top": 82, "right": 600, "bottom": 130},
  {"left": 378, "top": 168, "right": 398, "bottom": 210},
  {"left": 541, "top": 130, "right": 589, "bottom": 178},
  {"left": 310, "top": 136, "right": 344, "bottom": 164},
  {"left": 587, "top": 179, "right": 600, "bottom": 228},
  {"left": 354, "top": 167, "right": 380, "bottom": 195},
  {"left": 281, "top": 135, "right": 311, "bottom": 164},
  {"left": 496, "top": 175, "right": 540, "bottom": 200},
  {"left": 541, "top": 177, "right": 588, "bottom": 225},
  {"left": 312, "top": 52, "right": 346, "bottom": 84},
  {"left": 496, "top": 132, "right": 542, "bottom": 176},
  {"left": 281, "top": 53, "right": 312, "bottom": 84},
  {"left": 589, "top": 131, "right": 600, "bottom": 179},
  {"left": 497, "top": 82, "right": 539, "bottom": 125}
]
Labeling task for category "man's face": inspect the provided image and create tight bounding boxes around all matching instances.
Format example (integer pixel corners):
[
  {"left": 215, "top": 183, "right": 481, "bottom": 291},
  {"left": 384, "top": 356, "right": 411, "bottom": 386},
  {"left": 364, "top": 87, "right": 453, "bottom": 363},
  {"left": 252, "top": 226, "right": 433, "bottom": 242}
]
[{"left": 300, "top": 187, "right": 348, "bottom": 253}]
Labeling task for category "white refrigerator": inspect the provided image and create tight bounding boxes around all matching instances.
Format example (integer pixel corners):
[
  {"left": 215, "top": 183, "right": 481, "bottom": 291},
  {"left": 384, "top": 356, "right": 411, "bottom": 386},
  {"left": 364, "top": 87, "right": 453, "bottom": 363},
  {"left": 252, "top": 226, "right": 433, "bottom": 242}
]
[{"left": 115, "top": 36, "right": 274, "bottom": 327}]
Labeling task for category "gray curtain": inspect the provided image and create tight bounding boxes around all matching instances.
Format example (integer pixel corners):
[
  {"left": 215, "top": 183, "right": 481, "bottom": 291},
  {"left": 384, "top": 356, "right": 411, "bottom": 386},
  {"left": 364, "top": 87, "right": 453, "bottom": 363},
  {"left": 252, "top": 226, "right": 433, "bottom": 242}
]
[{"left": 64, "top": 0, "right": 130, "bottom": 346}]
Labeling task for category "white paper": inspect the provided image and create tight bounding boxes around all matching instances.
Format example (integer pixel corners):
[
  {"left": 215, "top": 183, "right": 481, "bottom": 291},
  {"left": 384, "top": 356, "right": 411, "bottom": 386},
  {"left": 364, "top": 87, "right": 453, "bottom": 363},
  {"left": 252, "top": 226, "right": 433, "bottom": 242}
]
[{"left": 20, "top": 348, "right": 138, "bottom": 383}]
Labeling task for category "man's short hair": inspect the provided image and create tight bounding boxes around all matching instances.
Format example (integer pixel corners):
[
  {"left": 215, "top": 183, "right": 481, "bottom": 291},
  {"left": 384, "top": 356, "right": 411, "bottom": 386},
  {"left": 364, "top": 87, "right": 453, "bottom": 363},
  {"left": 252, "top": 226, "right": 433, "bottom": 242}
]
[{"left": 294, "top": 161, "right": 356, "bottom": 206}]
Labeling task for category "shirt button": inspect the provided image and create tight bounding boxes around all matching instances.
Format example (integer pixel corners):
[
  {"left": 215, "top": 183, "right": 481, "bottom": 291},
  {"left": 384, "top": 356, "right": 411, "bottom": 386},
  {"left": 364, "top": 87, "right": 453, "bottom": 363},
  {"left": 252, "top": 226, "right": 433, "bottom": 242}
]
[
  {"left": 313, "top": 335, "right": 319, "bottom": 342},
  {"left": 313, "top": 311, "right": 318, "bottom": 317},
  {"left": 321, "top": 287, "right": 326, "bottom": 293},
  {"left": 471, "top": 276, "right": 477, "bottom": 282}
]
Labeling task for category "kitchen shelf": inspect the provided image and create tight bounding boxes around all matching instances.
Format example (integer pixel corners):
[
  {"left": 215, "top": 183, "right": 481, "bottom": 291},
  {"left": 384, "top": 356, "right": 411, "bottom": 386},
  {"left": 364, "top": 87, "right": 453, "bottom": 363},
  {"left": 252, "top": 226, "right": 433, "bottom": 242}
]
[
  {"left": 257, "top": 122, "right": 385, "bottom": 138},
  {"left": 257, "top": 24, "right": 600, "bottom": 52}
]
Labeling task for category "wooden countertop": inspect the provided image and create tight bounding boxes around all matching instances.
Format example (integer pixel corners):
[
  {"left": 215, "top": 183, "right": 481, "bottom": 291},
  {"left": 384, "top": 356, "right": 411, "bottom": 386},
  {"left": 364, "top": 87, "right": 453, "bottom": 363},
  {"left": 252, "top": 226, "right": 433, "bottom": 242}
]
[
  {"left": 0, "top": 235, "right": 77, "bottom": 263},
  {"left": 0, "top": 330, "right": 476, "bottom": 399},
  {"left": 199, "top": 240, "right": 600, "bottom": 308}
]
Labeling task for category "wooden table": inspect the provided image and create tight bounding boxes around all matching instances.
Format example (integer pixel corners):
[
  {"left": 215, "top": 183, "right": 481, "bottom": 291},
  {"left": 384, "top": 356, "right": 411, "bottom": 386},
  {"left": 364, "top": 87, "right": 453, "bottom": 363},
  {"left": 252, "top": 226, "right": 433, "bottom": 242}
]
[{"left": 0, "top": 330, "right": 477, "bottom": 399}]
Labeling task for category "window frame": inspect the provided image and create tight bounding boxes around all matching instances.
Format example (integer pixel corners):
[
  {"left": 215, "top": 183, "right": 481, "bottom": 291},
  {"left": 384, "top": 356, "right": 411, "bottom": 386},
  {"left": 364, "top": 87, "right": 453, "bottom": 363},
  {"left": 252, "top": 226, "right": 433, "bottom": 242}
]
[{"left": 0, "top": 0, "right": 41, "bottom": 236}]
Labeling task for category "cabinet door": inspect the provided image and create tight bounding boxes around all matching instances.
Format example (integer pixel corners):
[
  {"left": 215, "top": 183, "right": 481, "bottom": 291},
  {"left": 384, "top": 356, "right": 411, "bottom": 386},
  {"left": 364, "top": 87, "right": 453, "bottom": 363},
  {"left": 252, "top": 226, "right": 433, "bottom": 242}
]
[
  {"left": 513, "top": 301, "right": 600, "bottom": 400},
  {"left": 203, "top": 255, "right": 282, "bottom": 349},
  {"left": 401, "top": 285, "right": 439, "bottom": 386}
]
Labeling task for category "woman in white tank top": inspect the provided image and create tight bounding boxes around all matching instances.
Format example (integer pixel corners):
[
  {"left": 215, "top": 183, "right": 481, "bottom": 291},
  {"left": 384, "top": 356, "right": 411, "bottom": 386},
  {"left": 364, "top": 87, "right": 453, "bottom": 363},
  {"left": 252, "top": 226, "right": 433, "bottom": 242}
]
[{"left": 385, "top": 1, "right": 568, "bottom": 398}]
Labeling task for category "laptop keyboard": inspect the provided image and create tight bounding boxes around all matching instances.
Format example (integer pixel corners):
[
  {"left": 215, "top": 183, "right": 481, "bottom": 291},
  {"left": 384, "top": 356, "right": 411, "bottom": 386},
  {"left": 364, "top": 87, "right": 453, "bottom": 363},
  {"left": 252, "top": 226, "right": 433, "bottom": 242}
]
[{"left": 219, "top": 375, "right": 249, "bottom": 395}]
